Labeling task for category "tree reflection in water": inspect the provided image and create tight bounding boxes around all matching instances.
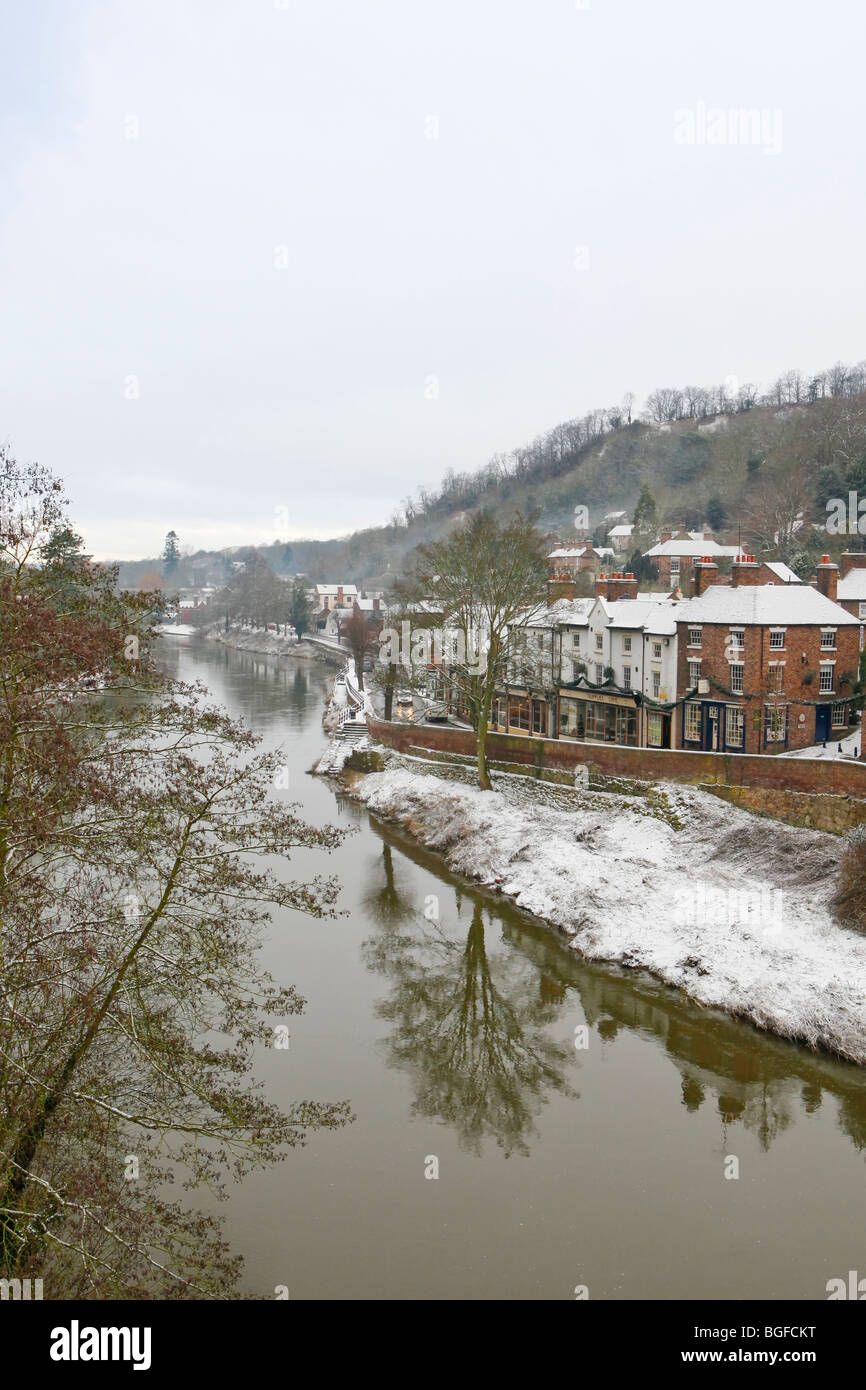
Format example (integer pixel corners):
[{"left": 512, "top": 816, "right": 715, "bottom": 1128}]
[{"left": 362, "top": 845, "right": 577, "bottom": 1158}]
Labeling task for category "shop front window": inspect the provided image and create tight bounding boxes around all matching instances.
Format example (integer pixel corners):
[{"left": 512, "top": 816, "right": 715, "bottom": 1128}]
[
  {"left": 509, "top": 697, "right": 531, "bottom": 731},
  {"left": 765, "top": 705, "right": 787, "bottom": 743},
  {"left": 684, "top": 702, "right": 701, "bottom": 742},
  {"left": 725, "top": 705, "right": 744, "bottom": 747},
  {"left": 560, "top": 697, "right": 579, "bottom": 738}
]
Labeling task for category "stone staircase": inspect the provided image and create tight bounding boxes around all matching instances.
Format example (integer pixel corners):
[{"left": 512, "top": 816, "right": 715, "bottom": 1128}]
[{"left": 316, "top": 688, "right": 369, "bottom": 774}]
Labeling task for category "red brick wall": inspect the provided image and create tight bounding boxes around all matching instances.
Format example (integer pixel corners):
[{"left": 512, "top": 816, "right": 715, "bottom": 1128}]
[
  {"left": 841, "top": 552, "right": 866, "bottom": 579},
  {"left": 367, "top": 716, "right": 866, "bottom": 796},
  {"left": 674, "top": 620, "right": 861, "bottom": 752},
  {"left": 731, "top": 561, "right": 786, "bottom": 586},
  {"left": 838, "top": 597, "right": 864, "bottom": 622},
  {"left": 656, "top": 555, "right": 695, "bottom": 589}
]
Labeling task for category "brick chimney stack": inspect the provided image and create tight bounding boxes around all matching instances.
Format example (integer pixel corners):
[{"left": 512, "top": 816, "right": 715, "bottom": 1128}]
[
  {"left": 659, "top": 529, "right": 673, "bottom": 544},
  {"left": 595, "top": 571, "right": 639, "bottom": 601},
  {"left": 731, "top": 553, "right": 761, "bottom": 587},
  {"left": 608, "top": 571, "right": 639, "bottom": 600},
  {"left": 548, "top": 574, "right": 577, "bottom": 605},
  {"left": 693, "top": 557, "right": 719, "bottom": 597},
  {"left": 840, "top": 551, "right": 866, "bottom": 579},
  {"left": 815, "top": 555, "right": 839, "bottom": 602}
]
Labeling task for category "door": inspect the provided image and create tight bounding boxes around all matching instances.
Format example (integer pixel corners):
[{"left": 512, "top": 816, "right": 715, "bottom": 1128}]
[
  {"left": 705, "top": 702, "right": 721, "bottom": 751},
  {"left": 815, "top": 704, "right": 831, "bottom": 742}
]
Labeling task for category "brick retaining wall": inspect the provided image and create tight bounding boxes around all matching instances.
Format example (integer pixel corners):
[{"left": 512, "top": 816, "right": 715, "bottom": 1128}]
[{"left": 367, "top": 717, "right": 866, "bottom": 798}]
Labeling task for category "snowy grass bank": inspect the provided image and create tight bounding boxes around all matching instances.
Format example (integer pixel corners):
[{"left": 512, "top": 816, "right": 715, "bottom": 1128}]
[
  {"left": 353, "top": 765, "right": 866, "bottom": 1065},
  {"left": 208, "top": 629, "right": 323, "bottom": 658}
]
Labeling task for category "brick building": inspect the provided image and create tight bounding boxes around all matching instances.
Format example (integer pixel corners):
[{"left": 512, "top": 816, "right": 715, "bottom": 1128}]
[
  {"left": 547, "top": 543, "right": 615, "bottom": 577},
  {"left": 837, "top": 551, "right": 866, "bottom": 648},
  {"left": 672, "top": 561, "right": 860, "bottom": 753},
  {"left": 644, "top": 530, "right": 740, "bottom": 589}
]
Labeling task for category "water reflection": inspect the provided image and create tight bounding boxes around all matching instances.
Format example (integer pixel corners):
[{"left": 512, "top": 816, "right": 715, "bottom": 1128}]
[
  {"left": 361, "top": 842, "right": 577, "bottom": 1158},
  {"left": 365, "top": 820, "right": 866, "bottom": 1163},
  {"left": 362, "top": 843, "right": 416, "bottom": 928}
]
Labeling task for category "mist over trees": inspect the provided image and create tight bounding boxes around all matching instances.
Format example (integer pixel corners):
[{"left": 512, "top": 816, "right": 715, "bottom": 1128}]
[{"left": 114, "top": 355, "right": 866, "bottom": 596}]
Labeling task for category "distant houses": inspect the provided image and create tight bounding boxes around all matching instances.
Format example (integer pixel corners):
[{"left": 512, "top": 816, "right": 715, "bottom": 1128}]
[
  {"left": 643, "top": 528, "right": 741, "bottom": 588},
  {"left": 546, "top": 542, "right": 616, "bottom": 576},
  {"left": 606, "top": 523, "right": 634, "bottom": 553},
  {"left": 311, "top": 583, "right": 385, "bottom": 636}
]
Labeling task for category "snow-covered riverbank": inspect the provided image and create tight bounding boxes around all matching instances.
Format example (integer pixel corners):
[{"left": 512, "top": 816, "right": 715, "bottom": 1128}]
[
  {"left": 207, "top": 628, "right": 331, "bottom": 660},
  {"left": 351, "top": 763, "right": 866, "bottom": 1065}
]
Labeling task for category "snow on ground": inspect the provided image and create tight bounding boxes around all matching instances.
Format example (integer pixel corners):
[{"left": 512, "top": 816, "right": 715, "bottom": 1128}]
[
  {"left": 785, "top": 726, "right": 862, "bottom": 760},
  {"left": 316, "top": 734, "right": 371, "bottom": 774},
  {"left": 354, "top": 765, "right": 866, "bottom": 1064},
  {"left": 208, "top": 626, "right": 315, "bottom": 657}
]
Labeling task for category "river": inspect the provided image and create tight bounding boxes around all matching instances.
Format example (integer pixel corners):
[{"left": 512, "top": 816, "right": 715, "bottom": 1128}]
[{"left": 159, "top": 638, "right": 866, "bottom": 1301}]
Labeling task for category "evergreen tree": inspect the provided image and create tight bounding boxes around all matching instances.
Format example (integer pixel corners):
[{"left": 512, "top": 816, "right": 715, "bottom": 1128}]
[
  {"left": 163, "top": 529, "right": 180, "bottom": 575},
  {"left": 288, "top": 577, "right": 313, "bottom": 636},
  {"left": 705, "top": 495, "right": 727, "bottom": 531},
  {"left": 633, "top": 483, "right": 657, "bottom": 535}
]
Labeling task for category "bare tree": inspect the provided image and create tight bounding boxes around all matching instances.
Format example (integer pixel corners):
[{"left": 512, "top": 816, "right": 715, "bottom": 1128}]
[
  {"left": 0, "top": 455, "right": 351, "bottom": 1297},
  {"left": 742, "top": 451, "right": 816, "bottom": 555},
  {"left": 408, "top": 512, "right": 548, "bottom": 789},
  {"left": 339, "top": 602, "right": 380, "bottom": 691}
]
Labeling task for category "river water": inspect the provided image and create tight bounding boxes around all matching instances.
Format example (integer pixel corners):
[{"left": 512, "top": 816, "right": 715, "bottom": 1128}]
[{"left": 160, "top": 638, "right": 866, "bottom": 1301}]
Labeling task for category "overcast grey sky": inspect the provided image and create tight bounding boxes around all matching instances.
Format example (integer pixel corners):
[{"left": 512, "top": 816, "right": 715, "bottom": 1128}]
[{"left": 1, "top": 0, "right": 864, "bottom": 559}]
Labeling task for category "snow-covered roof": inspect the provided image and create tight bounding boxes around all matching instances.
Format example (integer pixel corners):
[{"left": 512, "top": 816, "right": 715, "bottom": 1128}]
[
  {"left": 548, "top": 543, "right": 615, "bottom": 559},
  {"left": 520, "top": 597, "right": 595, "bottom": 630},
  {"left": 838, "top": 571, "right": 866, "bottom": 601},
  {"left": 672, "top": 584, "right": 859, "bottom": 626},
  {"left": 604, "top": 510, "right": 627, "bottom": 521},
  {"left": 547, "top": 545, "right": 602, "bottom": 559},
  {"left": 645, "top": 539, "right": 741, "bottom": 558},
  {"left": 315, "top": 583, "right": 358, "bottom": 595},
  {"left": 604, "top": 599, "right": 678, "bottom": 636},
  {"left": 764, "top": 561, "right": 802, "bottom": 584},
  {"left": 607, "top": 524, "right": 634, "bottom": 538}
]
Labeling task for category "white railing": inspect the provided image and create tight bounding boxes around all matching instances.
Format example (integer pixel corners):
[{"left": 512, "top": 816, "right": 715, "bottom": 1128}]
[{"left": 342, "top": 659, "right": 373, "bottom": 718}]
